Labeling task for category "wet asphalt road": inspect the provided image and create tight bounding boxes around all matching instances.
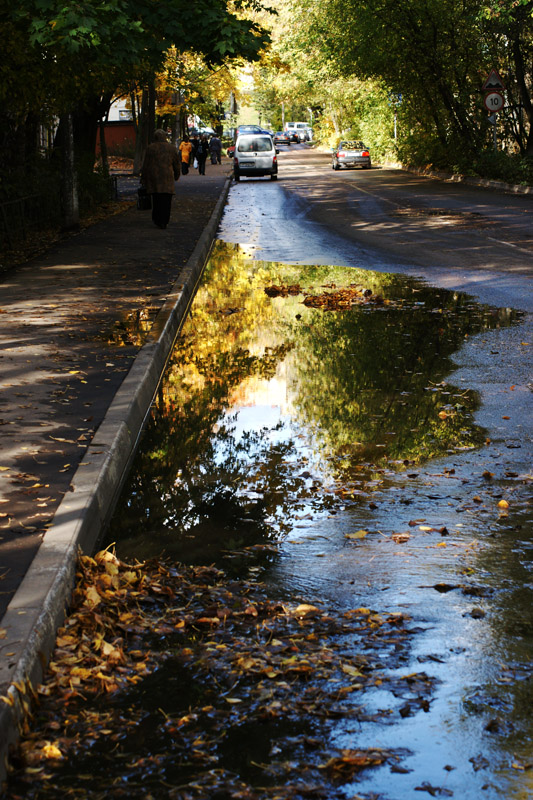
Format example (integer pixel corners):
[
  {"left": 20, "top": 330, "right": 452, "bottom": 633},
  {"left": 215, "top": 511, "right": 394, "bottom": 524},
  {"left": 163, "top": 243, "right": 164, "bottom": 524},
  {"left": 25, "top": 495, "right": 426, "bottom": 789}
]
[
  {"left": 220, "top": 144, "right": 533, "bottom": 313},
  {"left": 214, "top": 145, "right": 533, "bottom": 798}
]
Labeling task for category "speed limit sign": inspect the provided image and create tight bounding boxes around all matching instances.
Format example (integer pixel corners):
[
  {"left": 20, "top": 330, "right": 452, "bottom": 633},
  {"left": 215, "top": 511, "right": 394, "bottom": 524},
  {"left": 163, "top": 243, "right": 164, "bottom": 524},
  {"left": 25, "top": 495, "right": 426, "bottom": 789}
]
[{"left": 484, "top": 91, "right": 504, "bottom": 112}]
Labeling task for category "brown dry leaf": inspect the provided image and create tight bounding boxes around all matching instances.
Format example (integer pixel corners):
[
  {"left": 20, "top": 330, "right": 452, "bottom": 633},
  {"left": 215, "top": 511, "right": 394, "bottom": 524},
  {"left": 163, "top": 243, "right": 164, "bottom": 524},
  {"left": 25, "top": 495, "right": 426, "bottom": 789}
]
[
  {"left": 320, "top": 749, "right": 386, "bottom": 780},
  {"left": 392, "top": 532, "right": 410, "bottom": 543}
]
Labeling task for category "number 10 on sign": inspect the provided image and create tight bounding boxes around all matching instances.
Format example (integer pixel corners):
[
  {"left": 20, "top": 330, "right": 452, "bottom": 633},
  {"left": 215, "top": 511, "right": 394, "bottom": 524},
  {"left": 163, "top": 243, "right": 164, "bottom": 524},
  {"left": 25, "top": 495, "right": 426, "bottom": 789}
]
[{"left": 484, "top": 91, "right": 504, "bottom": 112}]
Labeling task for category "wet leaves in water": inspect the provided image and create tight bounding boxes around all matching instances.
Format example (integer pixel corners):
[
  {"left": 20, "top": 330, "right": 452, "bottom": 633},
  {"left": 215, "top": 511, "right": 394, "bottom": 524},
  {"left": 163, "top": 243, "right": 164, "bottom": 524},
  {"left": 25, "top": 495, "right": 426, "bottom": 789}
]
[
  {"left": 415, "top": 781, "right": 454, "bottom": 796},
  {"left": 4, "top": 550, "right": 432, "bottom": 799}
]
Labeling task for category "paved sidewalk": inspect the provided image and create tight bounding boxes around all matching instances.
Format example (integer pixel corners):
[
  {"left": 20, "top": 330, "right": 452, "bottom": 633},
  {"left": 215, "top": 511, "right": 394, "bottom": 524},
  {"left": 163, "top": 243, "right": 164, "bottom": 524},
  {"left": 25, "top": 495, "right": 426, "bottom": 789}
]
[{"left": 0, "top": 162, "right": 232, "bottom": 769}]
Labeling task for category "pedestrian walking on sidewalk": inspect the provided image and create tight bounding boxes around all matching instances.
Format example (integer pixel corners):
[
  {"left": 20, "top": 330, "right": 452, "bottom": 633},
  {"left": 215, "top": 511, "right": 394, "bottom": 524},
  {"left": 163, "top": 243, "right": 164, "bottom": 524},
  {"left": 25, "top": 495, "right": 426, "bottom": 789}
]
[
  {"left": 209, "top": 134, "right": 222, "bottom": 165},
  {"left": 141, "top": 129, "right": 181, "bottom": 229},
  {"left": 179, "top": 136, "right": 193, "bottom": 175},
  {"left": 195, "top": 135, "right": 209, "bottom": 175}
]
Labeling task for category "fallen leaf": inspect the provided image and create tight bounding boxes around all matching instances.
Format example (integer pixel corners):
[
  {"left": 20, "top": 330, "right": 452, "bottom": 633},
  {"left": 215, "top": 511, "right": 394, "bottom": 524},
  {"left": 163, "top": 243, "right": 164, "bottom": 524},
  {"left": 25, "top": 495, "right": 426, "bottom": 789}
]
[
  {"left": 345, "top": 529, "right": 368, "bottom": 540},
  {"left": 42, "top": 743, "right": 63, "bottom": 759}
]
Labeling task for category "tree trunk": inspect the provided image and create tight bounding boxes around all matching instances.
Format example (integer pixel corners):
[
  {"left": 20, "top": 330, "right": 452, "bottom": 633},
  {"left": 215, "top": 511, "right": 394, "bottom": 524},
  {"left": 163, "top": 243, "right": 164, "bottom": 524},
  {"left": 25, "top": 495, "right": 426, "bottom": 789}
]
[
  {"left": 512, "top": 35, "right": 533, "bottom": 156},
  {"left": 148, "top": 77, "right": 157, "bottom": 141},
  {"left": 99, "top": 119, "right": 109, "bottom": 179},
  {"left": 133, "top": 87, "right": 149, "bottom": 175},
  {"left": 60, "top": 113, "right": 80, "bottom": 231}
]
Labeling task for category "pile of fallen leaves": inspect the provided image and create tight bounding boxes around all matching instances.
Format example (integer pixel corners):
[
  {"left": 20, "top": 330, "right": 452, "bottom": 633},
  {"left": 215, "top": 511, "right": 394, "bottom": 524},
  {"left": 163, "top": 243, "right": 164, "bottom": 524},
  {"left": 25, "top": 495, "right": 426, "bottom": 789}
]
[
  {"left": 264, "top": 284, "right": 302, "bottom": 297},
  {"left": 264, "top": 283, "right": 390, "bottom": 312},
  {"left": 3, "top": 550, "right": 437, "bottom": 799}
]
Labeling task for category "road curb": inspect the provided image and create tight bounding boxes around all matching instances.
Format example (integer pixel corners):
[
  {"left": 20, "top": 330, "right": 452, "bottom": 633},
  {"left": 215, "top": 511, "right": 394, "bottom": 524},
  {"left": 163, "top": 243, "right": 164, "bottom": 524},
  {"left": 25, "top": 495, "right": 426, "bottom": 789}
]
[
  {"left": 0, "top": 175, "right": 232, "bottom": 781},
  {"left": 403, "top": 165, "right": 533, "bottom": 195}
]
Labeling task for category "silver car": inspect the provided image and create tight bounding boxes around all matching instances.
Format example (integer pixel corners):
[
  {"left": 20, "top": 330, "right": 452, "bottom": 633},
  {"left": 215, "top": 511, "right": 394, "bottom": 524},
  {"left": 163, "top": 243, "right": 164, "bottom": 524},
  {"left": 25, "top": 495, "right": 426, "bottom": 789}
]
[
  {"left": 234, "top": 134, "right": 278, "bottom": 181},
  {"left": 332, "top": 140, "right": 371, "bottom": 170}
]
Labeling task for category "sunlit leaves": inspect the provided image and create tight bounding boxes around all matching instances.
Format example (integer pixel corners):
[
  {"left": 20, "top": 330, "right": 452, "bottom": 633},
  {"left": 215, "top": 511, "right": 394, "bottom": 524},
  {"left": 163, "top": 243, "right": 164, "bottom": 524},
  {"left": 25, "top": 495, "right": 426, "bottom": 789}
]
[{"left": 6, "top": 549, "right": 431, "bottom": 797}]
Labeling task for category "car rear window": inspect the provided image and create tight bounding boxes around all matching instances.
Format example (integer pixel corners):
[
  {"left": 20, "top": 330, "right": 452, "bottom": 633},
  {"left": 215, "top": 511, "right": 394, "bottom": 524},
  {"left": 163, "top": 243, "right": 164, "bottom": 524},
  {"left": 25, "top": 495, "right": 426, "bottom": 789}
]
[
  {"left": 339, "top": 141, "right": 366, "bottom": 149},
  {"left": 237, "top": 136, "right": 273, "bottom": 152}
]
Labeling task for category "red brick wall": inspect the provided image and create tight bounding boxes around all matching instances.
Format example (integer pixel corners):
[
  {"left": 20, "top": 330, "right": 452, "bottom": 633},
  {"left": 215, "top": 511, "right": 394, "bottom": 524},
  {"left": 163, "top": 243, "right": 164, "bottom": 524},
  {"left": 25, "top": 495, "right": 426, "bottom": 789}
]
[{"left": 96, "top": 122, "right": 136, "bottom": 154}]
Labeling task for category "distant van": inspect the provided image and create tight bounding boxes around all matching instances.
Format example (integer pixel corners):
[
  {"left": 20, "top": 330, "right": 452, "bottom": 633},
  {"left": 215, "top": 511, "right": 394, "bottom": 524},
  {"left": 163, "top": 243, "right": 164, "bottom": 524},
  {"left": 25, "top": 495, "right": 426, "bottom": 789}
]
[{"left": 285, "top": 121, "right": 313, "bottom": 140}]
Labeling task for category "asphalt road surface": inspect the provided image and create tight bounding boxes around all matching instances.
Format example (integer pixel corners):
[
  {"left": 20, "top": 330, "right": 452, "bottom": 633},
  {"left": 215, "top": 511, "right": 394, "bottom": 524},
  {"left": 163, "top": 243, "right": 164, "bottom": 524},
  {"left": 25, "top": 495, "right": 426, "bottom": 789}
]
[{"left": 219, "top": 145, "right": 533, "bottom": 313}]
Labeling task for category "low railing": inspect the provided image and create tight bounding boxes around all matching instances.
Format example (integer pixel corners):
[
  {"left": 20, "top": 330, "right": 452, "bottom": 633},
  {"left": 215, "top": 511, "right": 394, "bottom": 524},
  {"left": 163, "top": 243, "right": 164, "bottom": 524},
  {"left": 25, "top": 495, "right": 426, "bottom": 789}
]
[
  {"left": 0, "top": 191, "right": 62, "bottom": 251},
  {"left": 0, "top": 176, "right": 118, "bottom": 254}
]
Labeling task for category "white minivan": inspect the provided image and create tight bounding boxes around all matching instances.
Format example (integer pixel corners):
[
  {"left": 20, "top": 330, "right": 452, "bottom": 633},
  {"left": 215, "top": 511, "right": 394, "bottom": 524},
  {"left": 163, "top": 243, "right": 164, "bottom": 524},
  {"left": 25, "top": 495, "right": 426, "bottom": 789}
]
[
  {"left": 233, "top": 133, "right": 278, "bottom": 181},
  {"left": 285, "top": 122, "right": 313, "bottom": 141}
]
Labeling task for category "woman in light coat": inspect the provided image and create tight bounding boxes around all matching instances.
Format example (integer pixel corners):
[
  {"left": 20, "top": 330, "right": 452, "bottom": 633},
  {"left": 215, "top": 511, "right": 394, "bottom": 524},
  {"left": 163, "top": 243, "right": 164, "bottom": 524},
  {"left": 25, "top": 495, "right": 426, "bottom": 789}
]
[{"left": 141, "top": 129, "right": 181, "bottom": 229}]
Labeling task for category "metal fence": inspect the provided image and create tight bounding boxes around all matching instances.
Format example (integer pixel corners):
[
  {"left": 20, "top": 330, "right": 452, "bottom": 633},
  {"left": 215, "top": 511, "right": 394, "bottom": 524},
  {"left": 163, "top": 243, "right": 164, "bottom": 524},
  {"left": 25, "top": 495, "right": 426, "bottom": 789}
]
[
  {"left": 0, "top": 176, "right": 118, "bottom": 254},
  {"left": 0, "top": 191, "right": 62, "bottom": 251}
]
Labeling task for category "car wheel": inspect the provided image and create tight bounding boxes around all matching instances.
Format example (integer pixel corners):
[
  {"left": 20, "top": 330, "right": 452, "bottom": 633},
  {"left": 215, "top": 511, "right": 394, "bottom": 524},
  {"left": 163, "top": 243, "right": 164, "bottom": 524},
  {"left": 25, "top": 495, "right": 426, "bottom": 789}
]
[
  {"left": 271, "top": 173, "right": 278, "bottom": 181},
  {"left": 334, "top": 163, "right": 340, "bottom": 171},
  {"left": 234, "top": 171, "right": 240, "bottom": 182}
]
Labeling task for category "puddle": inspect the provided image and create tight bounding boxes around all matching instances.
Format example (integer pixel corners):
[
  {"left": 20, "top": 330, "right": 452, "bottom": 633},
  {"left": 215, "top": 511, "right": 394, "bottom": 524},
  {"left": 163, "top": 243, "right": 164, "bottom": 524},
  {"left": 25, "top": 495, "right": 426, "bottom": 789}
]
[
  {"left": 105, "top": 241, "right": 521, "bottom": 566},
  {"left": 6, "top": 241, "right": 533, "bottom": 799}
]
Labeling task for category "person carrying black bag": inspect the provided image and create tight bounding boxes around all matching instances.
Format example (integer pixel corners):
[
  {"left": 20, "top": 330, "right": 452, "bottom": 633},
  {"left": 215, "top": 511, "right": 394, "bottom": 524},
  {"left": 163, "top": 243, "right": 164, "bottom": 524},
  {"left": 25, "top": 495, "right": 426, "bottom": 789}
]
[
  {"left": 196, "top": 134, "right": 209, "bottom": 175},
  {"left": 141, "top": 130, "right": 181, "bottom": 229}
]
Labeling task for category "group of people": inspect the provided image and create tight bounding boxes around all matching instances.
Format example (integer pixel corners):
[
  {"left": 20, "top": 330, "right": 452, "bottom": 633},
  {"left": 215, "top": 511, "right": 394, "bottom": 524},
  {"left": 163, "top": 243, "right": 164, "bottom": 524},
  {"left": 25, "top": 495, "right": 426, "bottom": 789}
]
[
  {"left": 178, "top": 133, "right": 222, "bottom": 175},
  {"left": 141, "top": 129, "right": 223, "bottom": 229}
]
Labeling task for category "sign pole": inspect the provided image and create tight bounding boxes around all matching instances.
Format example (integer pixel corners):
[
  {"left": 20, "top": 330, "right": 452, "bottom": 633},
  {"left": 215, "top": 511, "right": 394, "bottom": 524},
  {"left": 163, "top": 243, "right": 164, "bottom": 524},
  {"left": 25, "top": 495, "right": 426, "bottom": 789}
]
[{"left": 482, "top": 71, "right": 506, "bottom": 153}]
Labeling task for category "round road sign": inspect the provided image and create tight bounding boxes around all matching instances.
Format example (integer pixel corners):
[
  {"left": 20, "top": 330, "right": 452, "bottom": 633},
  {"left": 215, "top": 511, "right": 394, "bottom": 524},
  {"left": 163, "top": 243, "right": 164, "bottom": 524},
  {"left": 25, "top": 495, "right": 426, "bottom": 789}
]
[{"left": 484, "top": 91, "right": 504, "bottom": 113}]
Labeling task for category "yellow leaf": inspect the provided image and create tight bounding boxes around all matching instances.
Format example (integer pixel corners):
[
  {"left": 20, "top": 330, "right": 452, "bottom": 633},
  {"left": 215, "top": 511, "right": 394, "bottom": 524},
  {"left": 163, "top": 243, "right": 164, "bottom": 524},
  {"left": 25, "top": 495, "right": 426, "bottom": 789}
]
[
  {"left": 84, "top": 586, "right": 101, "bottom": 606},
  {"left": 101, "top": 641, "right": 115, "bottom": 656},
  {"left": 498, "top": 499, "right": 509, "bottom": 509},
  {"left": 42, "top": 744, "right": 63, "bottom": 759},
  {"left": 225, "top": 697, "right": 243, "bottom": 704},
  {"left": 341, "top": 664, "right": 364, "bottom": 678},
  {"left": 345, "top": 529, "right": 368, "bottom": 540},
  {"left": 0, "top": 467, "right": 10, "bottom": 471},
  {"left": 294, "top": 603, "right": 320, "bottom": 616}
]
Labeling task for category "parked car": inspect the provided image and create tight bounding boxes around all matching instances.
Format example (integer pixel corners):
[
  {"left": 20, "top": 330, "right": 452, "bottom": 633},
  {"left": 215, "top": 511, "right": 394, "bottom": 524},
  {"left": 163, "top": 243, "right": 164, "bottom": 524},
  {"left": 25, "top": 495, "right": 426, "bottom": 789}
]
[
  {"left": 273, "top": 131, "right": 291, "bottom": 146},
  {"left": 236, "top": 125, "right": 263, "bottom": 134},
  {"left": 234, "top": 133, "right": 279, "bottom": 181},
  {"left": 286, "top": 130, "right": 299, "bottom": 143},
  {"left": 331, "top": 140, "right": 371, "bottom": 170}
]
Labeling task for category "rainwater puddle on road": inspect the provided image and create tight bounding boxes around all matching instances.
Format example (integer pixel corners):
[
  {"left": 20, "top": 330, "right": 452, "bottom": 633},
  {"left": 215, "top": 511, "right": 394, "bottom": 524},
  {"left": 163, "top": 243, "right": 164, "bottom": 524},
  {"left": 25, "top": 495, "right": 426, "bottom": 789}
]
[
  {"left": 7, "top": 242, "right": 533, "bottom": 800},
  {"left": 103, "top": 242, "right": 533, "bottom": 798}
]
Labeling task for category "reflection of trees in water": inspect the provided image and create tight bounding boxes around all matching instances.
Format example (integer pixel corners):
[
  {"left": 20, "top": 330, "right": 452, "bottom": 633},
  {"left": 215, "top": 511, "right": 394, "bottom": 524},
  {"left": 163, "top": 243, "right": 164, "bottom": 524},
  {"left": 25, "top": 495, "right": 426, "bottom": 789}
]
[
  {"left": 285, "top": 289, "right": 517, "bottom": 478},
  {"left": 106, "top": 242, "right": 521, "bottom": 560}
]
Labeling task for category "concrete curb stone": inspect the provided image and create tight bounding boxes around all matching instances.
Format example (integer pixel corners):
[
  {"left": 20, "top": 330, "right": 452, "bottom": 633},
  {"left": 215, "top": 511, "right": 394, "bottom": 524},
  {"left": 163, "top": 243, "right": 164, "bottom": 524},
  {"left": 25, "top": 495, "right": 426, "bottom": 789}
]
[{"left": 0, "top": 175, "right": 232, "bottom": 781}]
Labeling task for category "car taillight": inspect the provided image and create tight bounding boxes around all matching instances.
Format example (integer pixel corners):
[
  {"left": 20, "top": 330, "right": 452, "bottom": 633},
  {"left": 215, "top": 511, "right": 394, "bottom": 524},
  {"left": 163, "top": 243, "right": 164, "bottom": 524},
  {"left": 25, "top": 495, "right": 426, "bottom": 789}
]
[
  {"left": 362, "top": 151, "right": 369, "bottom": 157},
  {"left": 273, "top": 155, "right": 277, "bottom": 163},
  {"left": 338, "top": 151, "right": 345, "bottom": 157},
  {"left": 234, "top": 157, "right": 238, "bottom": 164}
]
